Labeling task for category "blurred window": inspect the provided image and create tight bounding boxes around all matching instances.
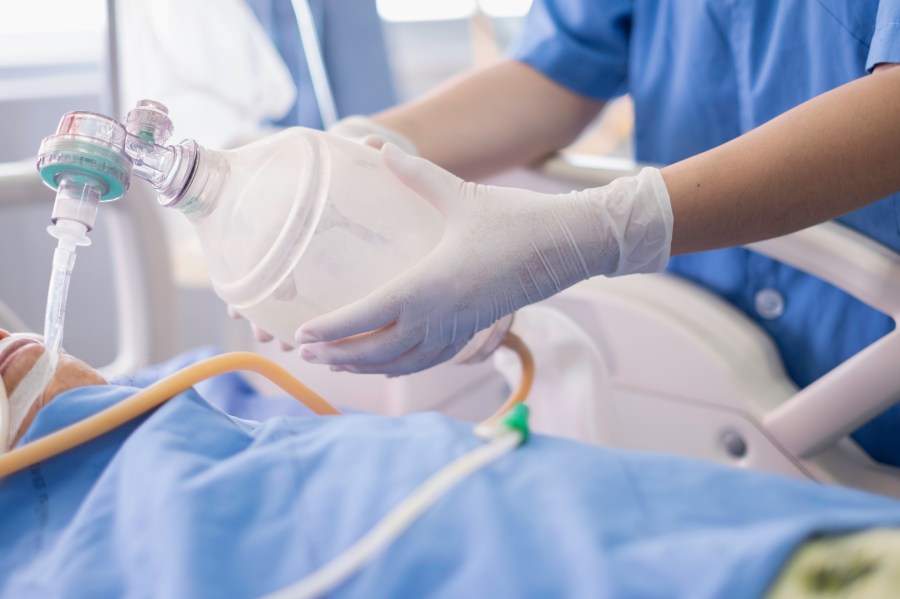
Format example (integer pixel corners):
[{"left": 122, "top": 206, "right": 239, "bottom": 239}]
[
  {"left": 0, "top": 1, "right": 105, "bottom": 68},
  {"left": 0, "top": 1, "right": 106, "bottom": 162}
]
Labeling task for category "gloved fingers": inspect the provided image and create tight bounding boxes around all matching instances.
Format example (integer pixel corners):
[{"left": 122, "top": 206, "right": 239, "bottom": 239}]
[
  {"left": 227, "top": 305, "right": 278, "bottom": 349},
  {"left": 229, "top": 305, "right": 278, "bottom": 343},
  {"left": 279, "top": 340, "right": 295, "bottom": 351},
  {"left": 252, "top": 324, "right": 275, "bottom": 343},
  {"left": 337, "top": 340, "right": 461, "bottom": 376},
  {"left": 361, "top": 134, "right": 386, "bottom": 150},
  {"left": 381, "top": 143, "right": 461, "bottom": 217},
  {"left": 299, "top": 320, "right": 424, "bottom": 366},
  {"left": 296, "top": 288, "right": 404, "bottom": 344},
  {"left": 328, "top": 115, "right": 419, "bottom": 156}
]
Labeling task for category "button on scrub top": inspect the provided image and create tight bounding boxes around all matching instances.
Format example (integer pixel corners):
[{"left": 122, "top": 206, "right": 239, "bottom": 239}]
[{"left": 511, "top": 0, "right": 900, "bottom": 465}]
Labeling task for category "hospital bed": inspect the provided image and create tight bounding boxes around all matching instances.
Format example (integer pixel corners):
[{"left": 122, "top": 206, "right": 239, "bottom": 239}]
[
  {"left": 3, "top": 0, "right": 900, "bottom": 501},
  {"left": 348, "top": 152, "right": 900, "bottom": 500},
  {"left": 516, "top": 154, "right": 900, "bottom": 498},
  {"left": 1, "top": 148, "right": 899, "bottom": 501}
]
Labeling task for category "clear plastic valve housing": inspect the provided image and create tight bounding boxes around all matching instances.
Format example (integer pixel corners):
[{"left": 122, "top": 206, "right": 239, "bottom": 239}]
[
  {"left": 36, "top": 111, "right": 132, "bottom": 201},
  {"left": 57, "top": 112, "right": 126, "bottom": 146},
  {"left": 125, "top": 99, "right": 174, "bottom": 145}
]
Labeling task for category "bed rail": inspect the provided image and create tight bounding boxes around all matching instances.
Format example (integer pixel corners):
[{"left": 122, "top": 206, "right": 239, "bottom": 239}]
[{"left": 536, "top": 152, "right": 900, "bottom": 462}]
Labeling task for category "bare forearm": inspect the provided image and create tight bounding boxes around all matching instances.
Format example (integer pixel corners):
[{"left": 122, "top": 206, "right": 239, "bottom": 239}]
[
  {"left": 663, "top": 65, "right": 900, "bottom": 255},
  {"left": 373, "top": 60, "right": 604, "bottom": 179}
]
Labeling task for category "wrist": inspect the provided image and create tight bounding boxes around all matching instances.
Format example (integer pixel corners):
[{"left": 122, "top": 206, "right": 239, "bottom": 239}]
[{"left": 575, "top": 167, "right": 673, "bottom": 277}]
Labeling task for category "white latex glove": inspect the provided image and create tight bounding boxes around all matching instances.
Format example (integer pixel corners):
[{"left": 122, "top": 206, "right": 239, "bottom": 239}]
[
  {"left": 230, "top": 117, "right": 410, "bottom": 350},
  {"left": 227, "top": 305, "right": 294, "bottom": 351},
  {"left": 327, "top": 115, "right": 418, "bottom": 155},
  {"left": 297, "top": 144, "right": 673, "bottom": 375}
]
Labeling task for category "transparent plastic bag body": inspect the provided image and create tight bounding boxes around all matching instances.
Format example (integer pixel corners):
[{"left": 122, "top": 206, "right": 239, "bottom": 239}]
[{"left": 179, "top": 128, "right": 445, "bottom": 344}]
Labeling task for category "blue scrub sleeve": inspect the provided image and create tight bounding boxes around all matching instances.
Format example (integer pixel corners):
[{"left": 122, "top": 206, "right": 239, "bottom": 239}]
[
  {"left": 867, "top": 0, "right": 900, "bottom": 71},
  {"left": 508, "top": 0, "right": 632, "bottom": 100}
]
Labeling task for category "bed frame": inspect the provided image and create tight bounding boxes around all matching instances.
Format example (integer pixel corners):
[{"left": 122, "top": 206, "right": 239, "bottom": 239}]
[{"left": 507, "top": 154, "right": 900, "bottom": 498}]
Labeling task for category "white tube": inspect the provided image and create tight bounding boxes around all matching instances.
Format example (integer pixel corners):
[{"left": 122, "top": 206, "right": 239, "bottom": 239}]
[
  {"left": 264, "top": 428, "right": 523, "bottom": 599},
  {"left": 44, "top": 220, "right": 91, "bottom": 356}
]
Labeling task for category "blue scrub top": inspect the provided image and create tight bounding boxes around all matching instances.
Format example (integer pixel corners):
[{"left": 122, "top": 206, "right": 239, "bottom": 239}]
[{"left": 511, "top": 1, "right": 900, "bottom": 465}]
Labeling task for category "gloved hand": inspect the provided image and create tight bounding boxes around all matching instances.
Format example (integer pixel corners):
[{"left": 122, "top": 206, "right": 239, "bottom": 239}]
[
  {"left": 327, "top": 115, "right": 418, "bottom": 155},
  {"left": 229, "top": 116, "right": 413, "bottom": 349},
  {"left": 227, "top": 305, "right": 294, "bottom": 351},
  {"left": 296, "top": 144, "right": 674, "bottom": 375}
]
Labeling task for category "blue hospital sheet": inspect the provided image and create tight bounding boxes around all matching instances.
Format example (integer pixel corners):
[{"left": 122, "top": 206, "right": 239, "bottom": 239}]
[{"left": 2, "top": 350, "right": 900, "bottom": 598}]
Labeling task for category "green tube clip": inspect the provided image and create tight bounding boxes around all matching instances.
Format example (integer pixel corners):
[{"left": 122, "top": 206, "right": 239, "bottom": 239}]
[{"left": 502, "top": 404, "right": 530, "bottom": 443}]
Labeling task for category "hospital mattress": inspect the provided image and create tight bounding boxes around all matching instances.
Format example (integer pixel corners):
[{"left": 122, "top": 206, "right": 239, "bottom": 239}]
[{"left": 2, "top": 348, "right": 900, "bottom": 598}]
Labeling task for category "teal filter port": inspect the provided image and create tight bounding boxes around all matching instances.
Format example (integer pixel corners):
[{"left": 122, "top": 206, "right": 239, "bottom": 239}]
[{"left": 36, "top": 112, "right": 133, "bottom": 201}]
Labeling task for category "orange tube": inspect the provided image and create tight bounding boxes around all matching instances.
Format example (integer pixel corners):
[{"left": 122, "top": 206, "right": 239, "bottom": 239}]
[
  {"left": 0, "top": 352, "right": 339, "bottom": 479},
  {"left": 0, "top": 335, "right": 534, "bottom": 479},
  {"left": 480, "top": 332, "right": 533, "bottom": 426}
]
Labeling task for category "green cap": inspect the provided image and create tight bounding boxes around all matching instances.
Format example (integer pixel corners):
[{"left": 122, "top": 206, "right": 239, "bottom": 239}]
[{"left": 502, "top": 404, "right": 530, "bottom": 443}]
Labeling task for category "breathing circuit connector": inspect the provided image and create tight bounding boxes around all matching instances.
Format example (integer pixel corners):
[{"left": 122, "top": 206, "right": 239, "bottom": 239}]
[{"left": 37, "top": 112, "right": 132, "bottom": 204}]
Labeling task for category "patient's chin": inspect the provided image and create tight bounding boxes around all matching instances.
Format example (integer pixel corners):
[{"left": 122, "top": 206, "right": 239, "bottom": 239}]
[
  {"left": 44, "top": 353, "right": 106, "bottom": 401},
  {"left": 4, "top": 345, "right": 105, "bottom": 446}
]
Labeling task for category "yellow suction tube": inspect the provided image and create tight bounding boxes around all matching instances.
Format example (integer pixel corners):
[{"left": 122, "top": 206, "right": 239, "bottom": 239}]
[{"left": 0, "top": 333, "right": 533, "bottom": 479}]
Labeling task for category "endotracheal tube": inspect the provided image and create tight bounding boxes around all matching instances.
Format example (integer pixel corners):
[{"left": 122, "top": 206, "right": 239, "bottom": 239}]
[{"left": 43, "top": 176, "right": 98, "bottom": 354}]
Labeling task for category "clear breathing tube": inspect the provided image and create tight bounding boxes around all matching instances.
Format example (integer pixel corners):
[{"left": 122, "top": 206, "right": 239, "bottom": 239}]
[
  {"left": 35, "top": 102, "right": 195, "bottom": 359},
  {"left": 0, "top": 173, "right": 95, "bottom": 445},
  {"left": 43, "top": 176, "right": 98, "bottom": 354}
]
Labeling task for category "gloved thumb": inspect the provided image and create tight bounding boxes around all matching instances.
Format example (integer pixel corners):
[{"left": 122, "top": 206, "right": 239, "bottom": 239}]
[
  {"left": 361, "top": 134, "right": 386, "bottom": 149},
  {"left": 296, "top": 283, "right": 405, "bottom": 344},
  {"left": 381, "top": 143, "right": 461, "bottom": 217}
]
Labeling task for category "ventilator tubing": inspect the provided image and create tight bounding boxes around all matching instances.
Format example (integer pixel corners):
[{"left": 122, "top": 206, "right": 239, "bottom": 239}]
[{"left": 0, "top": 333, "right": 533, "bottom": 477}]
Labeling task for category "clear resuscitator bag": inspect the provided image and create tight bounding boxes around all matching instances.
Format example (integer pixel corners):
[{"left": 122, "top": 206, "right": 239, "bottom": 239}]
[{"left": 36, "top": 101, "right": 511, "bottom": 364}]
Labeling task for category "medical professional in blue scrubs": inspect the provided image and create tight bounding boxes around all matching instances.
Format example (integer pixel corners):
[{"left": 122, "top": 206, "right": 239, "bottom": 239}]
[{"left": 295, "top": 3, "right": 900, "bottom": 464}]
